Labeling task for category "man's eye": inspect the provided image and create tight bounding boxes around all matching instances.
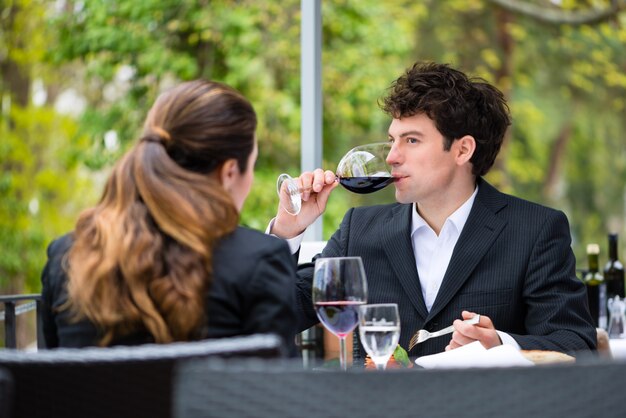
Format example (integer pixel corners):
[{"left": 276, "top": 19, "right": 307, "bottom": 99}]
[
  {"left": 387, "top": 138, "right": 395, "bottom": 144},
  {"left": 407, "top": 138, "right": 418, "bottom": 144}
]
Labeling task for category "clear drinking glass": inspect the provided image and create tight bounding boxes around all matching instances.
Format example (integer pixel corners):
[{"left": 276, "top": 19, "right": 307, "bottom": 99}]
[
  {"left": 312, "top": 257, "right": 368, "bottom": 371},
  {"left": 277, "top": 142, "right": 392, "bottom": 215},
  {"left": 358, "top": 303, "right": 400, "bottom": 370}
]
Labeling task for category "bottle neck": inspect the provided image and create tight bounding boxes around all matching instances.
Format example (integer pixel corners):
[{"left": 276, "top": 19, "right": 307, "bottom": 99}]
[
  {"left": 608, "top": 235, "right": 619, "bottom": 260},
  {"left": 588, "top": 253, "right": 599, "bottom": 272}
]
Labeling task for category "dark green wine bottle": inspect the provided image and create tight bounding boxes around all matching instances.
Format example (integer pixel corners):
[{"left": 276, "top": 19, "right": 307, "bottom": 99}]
[
  {"left": 604, "top": 233, "right": 625, "bottom": 299},
  {"left": 584, "top": 243, "right": 607, "bottom": 328}
]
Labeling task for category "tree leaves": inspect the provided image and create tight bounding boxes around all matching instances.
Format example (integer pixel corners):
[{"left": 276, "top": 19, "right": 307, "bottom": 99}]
[{"left": 2, "top": 0, "right": 626, "bottom": 292}]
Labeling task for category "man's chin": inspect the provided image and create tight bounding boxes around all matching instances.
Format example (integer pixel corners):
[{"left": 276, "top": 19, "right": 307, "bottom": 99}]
[{"left": 394, "top": 191, "right": 413, "bottom": 205}]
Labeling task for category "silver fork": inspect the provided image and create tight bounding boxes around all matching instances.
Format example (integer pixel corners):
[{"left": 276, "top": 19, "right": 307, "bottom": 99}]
[{"left": 408, "top": 314, "right": 481, "bottom": 351}]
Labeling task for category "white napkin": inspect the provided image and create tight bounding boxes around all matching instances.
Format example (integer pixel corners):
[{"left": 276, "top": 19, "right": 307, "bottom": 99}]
[{"left": 415, "top": 341, "right": 534, "bottom": 369}]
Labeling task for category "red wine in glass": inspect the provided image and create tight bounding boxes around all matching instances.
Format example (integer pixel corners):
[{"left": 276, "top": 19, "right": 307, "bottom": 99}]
[
  {"left": 314, "top": 300, "right": 366, "bottom": 338},
  {"left": 313, "top": 257, "right": 368, "bottom": 371},
  {"left": 337, "top": 176, "right": 394, "bottom": 194}
]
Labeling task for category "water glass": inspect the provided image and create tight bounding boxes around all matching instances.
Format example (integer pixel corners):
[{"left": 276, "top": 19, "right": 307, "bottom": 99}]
[{"left": 358, "top": 303, "right": 400, "bottom": 370}]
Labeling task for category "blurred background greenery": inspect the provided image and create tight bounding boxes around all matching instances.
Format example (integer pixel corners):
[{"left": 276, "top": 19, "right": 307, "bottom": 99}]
[{"left": 1, "top": 0, "right": 625, "bottom": 295}]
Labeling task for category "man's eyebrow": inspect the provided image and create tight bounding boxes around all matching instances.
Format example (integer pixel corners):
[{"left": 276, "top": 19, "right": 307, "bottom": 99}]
[{"left": 388, "top": 130, "right": 424, "bottom": 138}]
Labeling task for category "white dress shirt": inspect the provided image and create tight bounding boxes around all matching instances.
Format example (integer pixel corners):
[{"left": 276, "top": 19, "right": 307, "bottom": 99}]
[{"left": 411, "top": 187, "right": 478, "bottom": 312}]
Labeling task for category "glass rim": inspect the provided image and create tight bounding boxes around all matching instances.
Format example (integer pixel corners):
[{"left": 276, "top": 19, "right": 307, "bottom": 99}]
[
  {"left": 314, "top": 256, "right": 364, "bottom": 268},
  {"left": 314, "top": 256, "right": 365, "bottom": 270},
  {"left": 348, "top": 141, "right": 391, "bottom": 148}
]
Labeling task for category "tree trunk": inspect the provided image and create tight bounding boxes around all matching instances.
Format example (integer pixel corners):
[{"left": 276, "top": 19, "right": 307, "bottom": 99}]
[
  {"left": 491, "top": 6, "right": 515, "bottom": 190},
  {"left": 542, "top": 121, "right": 573, "bottom": 202},
  {"left": 0, "top": 2, "right": 30, "bottom": 107}
]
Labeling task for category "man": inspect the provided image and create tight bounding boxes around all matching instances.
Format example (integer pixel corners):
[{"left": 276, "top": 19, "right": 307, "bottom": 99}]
[{"left": 271, "top": 61, "right": 596, "bottom": 359}]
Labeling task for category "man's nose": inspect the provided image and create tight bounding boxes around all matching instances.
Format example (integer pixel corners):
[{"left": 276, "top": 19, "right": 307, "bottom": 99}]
[{"left": 386, "top": 144, "right": 400, "bottom": 165}]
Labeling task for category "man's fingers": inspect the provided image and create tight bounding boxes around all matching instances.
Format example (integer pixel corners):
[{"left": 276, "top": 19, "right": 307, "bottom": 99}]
[
  {"left": 450, "top": 328, "right": 475, "bottom": 345},
  {"left": 461, "top": 311, "right": 494, "bottom": 329},
  {"left": 315, "top": 180, "right": 339, "bottom": 209},
  {"left": 299, "top": 169, "right": 335, "bottom": 200},
  {"left": 453, "top": 312, "right": 501, "bottom": 349},
  {"left": 311, "top": 169, "right": 327, "bottom": 193},
  {"left": 446, "top": 339, "right": 462, "bottom": 351},
  {"left": 298, "top": 172, "right": 313, "bottom": 200}
]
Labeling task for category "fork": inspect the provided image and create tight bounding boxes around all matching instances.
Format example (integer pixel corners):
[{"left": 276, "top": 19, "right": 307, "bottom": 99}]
[{"left": 408, "top": 314, "right": 481, "bottom": 351}]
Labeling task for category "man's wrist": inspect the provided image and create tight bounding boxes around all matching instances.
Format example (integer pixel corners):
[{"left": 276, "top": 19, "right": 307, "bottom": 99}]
[
  {"left": 497, "top": 330, "right": 521, "bottom": 349},
  {"left": 266, "top": 218, "right": 305, "bottom": 254},
  {"left": 268, "top": 217, "right": 305, "bottom": 240}
]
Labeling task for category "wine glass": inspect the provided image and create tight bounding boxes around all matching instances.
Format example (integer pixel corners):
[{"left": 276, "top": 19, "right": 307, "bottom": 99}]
[
  {"left": 358, "top": 303, "right": 400, "bottom": 370},
  {"left": 312, "top": 257, "right": 368, "bottom": 371},
  {"left": 277, "top": 142, "right": 392, "bottom": 215}
]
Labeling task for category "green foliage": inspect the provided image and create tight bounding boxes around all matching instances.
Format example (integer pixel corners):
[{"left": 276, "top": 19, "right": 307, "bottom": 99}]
[
  {"left": 404, "top": 0, "right": 626, "bottom": 263},
  {"left": 0, "top": 0, "right": 98, "bottom": 292},
  {"left": 2, "top": 0, "right": 626, "bottom": 293},
  {"left": 0, "top": 104, "right": 97, "bottom": 291},
  {"left": 49, "top": 0, "right": 304, "bottom": 170}
]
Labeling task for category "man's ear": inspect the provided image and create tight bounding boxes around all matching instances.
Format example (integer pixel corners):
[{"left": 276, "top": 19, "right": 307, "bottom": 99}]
[
  {"left": 219, "top": 159, "right": 239, "bottom": 191},
  {"left": 455, "top": 135, "right": 476, "bottom": 165}
]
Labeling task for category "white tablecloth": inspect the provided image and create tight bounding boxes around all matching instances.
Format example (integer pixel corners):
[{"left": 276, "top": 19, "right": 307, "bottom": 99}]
[{"left": 609, "top": 339, "right": 626, "bottom": 359}]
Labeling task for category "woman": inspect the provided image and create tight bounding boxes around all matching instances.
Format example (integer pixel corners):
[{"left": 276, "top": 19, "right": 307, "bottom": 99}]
[{"left": 41, "top": 80, "right": 297, "bottom": 351}]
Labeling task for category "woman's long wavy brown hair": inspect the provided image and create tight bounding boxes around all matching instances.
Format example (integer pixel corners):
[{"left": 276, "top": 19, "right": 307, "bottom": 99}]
[{"left": 66, "top": 80, "right": 256, "bottom": 345}]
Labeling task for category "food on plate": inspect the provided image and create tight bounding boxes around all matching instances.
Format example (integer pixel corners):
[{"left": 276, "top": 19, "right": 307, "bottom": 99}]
[
  {"left": 364, "top": 344, "right": 413, "bottom": 369},
  {"left": 520, "top": 350, "right": 575, "bottom": 364}
]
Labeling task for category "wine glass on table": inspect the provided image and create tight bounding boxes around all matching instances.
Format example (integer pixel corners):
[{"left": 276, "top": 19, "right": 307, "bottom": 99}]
[
  {"left": 313, "top": 257, "right": 368, "bottom": 371},
  {"left": 358, "top": 303, "right": 400, "bottom": 370},
  {"left": 277, "top": 142, "right": 392, "bottom": 215}
]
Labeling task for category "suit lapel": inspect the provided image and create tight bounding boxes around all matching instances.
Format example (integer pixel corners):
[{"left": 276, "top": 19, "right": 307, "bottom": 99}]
[
  {"left": 426, "top": 180, "right": 508, "bottom": 322},
  {"left": 381, "top": 204, "right": 429, "bottom": 319}
]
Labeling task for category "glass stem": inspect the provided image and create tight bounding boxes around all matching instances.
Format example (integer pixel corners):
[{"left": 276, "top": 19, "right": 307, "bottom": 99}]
[
  {"left": 339, "top": 336, "right": 348, "bottom": 371},
  {"left": 376, "top": 362, "right": 387, "bottom": 371}
]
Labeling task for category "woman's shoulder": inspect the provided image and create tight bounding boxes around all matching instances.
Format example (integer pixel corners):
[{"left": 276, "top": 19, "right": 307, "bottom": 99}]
[
  {"left": 43, "top": 232, "right": 75, "bottom": 285},
  {"left": 211, "top": 227, "right": 294, "bottom": 288},
  {"left": 47, "top": 232, "right": 74, "bottom": 257},
  {"left": 215, "top": 226, "right": 291, "bottom": 259}
]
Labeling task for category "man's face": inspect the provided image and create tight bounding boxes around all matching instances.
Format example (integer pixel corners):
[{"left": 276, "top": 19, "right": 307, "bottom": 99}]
[{"left": 386, "top": 113, "right": 464, "bottom": 205}]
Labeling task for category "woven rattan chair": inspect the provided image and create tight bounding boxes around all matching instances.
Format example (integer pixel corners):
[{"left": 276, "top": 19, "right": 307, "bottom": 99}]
[
  {"left": 0, "top": 366, "right": 13, "bottom": 418},
  {"left": 173, "top": 356, "right": 626, "bottom": 418},
  {"left": 0, "top": 333, "right": 284, "bottom": 418}
]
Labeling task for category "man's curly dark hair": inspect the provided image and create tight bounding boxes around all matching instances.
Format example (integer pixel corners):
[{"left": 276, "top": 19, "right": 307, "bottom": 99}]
[{"left": 381, "top": 62, "right": 511, "bottom": 177}]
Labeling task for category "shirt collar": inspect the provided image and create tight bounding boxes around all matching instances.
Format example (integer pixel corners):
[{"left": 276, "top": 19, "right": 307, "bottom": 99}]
[{"left": 411, "top": 185, "right": 479, "bottom": 236}]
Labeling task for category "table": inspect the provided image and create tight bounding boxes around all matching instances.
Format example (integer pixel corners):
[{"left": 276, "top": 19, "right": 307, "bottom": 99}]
[{"left": 174, "top": 356, "right": 626, "bottom": 418}]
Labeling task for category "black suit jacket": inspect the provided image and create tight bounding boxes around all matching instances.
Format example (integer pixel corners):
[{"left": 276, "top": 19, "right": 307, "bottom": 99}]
[
  {"left": 41, "top": 227, "right": 298, "bottom": 352},
  {"left": 295, "top": 179, "right": 596, "bottom": 359}
]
